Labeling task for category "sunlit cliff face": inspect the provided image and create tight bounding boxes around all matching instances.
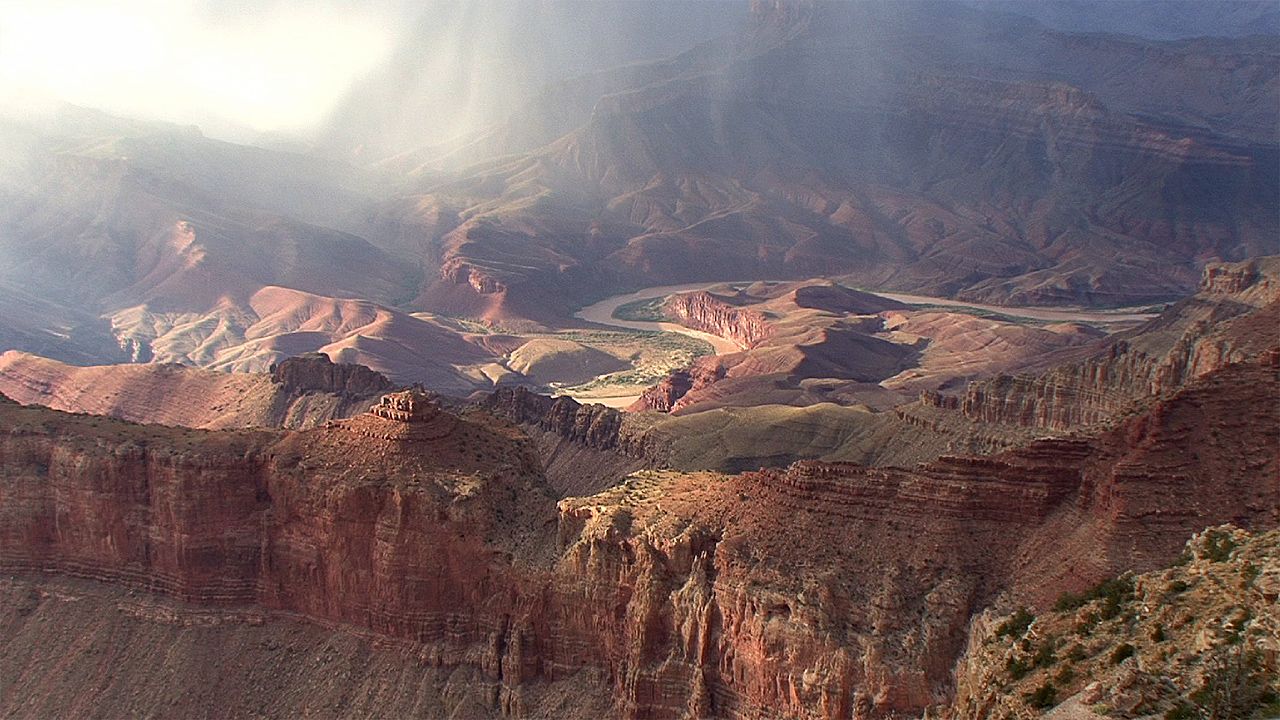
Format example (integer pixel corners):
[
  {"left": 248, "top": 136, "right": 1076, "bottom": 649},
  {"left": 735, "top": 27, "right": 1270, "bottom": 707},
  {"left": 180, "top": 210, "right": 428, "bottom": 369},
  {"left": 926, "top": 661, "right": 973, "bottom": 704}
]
[{"left": 0, "top": 0, "right": 399, "bottom": 138}]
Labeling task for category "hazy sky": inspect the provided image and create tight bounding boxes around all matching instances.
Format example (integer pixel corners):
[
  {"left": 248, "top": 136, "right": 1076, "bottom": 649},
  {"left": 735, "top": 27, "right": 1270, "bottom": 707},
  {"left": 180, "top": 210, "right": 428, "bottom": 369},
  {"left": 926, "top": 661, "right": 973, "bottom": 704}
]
[{"left": 0, "top": 0, "right": 404, "bottom": 135}]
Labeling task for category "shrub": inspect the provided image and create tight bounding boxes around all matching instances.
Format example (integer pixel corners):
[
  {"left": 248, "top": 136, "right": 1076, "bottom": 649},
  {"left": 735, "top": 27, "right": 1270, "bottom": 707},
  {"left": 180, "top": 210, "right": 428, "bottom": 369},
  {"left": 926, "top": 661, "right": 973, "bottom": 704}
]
[
  {"left": 1166, "top": 579, "right": 1190, "bottom": 595},
  {"left": 1164, "top": 702, "right": 1197, "bottom": 720},
  {"left": 997, "top": 607, "right": 1035, "bottom": 639},
  {"left": 1241, "top": 562, "right": 1261, "bottom": 587},
  {"left": 1152, "top": 623, "right": 1166, "bottom": 642},
  {"left": 1110, "top": 643, "right": 1135, "bottom": 665},
  {"left": 1033, "top": 638, "right": 1058, "bottom": 668},
  {"left": 1055, "top": 590, "right": 1087, "bottom": 612},
  {"left": 1075, "top": 611, "right": 1099, "bottom": 636},
  {"left": 1096, "top": 578, "right": 1136, "bottom": 620},
  {"left": 1055, "top": 576, "right": 1135, "bottom": 620},
  {"left": 1054, "top": 665, "right": 1075, "bottom": 685},
  {"left": 1007, "top": 657, "right": 1031, "bottom": 681},
  {"left": 1201, "top": 530, "right": 1237, "bottom": 562},
  {"left": 1026, "top": 682, "right": 1058, "bottom": 710},
  {"left": 1066, "top": 644, "right": 1089, "bottom": 662}
]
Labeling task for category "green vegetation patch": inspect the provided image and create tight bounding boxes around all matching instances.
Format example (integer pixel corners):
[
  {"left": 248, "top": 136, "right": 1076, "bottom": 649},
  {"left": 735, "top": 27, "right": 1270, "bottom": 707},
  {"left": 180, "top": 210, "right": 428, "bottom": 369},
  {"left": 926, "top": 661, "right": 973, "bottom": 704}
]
[
  {"left": 1200, "top": 529, "right": 1239, "bottom": 562},
  {"left": 1054, "top": 575, "right": 1135, "bottom": 620},
  {"left": 996, "top": 607, "right": 1035, "bottom": 640},
  {"left": 612, "top": 297, "right": 671, "bottom": 322},
  {"left": 1026, "top": 682, "right": 1058, "bottom": 709}
]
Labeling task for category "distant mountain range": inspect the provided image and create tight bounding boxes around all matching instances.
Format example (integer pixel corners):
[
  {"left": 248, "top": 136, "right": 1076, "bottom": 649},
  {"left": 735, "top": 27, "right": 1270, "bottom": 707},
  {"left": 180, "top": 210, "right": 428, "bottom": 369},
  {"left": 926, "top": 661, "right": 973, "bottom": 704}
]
[{"left": 0, "top": 0, "right": 1275, "bottom": 375}]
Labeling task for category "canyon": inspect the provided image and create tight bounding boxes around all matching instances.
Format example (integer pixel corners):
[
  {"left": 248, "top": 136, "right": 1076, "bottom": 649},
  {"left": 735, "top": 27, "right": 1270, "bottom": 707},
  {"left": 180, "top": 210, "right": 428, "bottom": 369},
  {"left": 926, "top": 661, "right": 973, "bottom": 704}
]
[
  {"left": 1, "top": 260, "right": 1276, "bottom": 718},
  {"left": 0, "top": 2, "right": 1276, "bottom": 717}
]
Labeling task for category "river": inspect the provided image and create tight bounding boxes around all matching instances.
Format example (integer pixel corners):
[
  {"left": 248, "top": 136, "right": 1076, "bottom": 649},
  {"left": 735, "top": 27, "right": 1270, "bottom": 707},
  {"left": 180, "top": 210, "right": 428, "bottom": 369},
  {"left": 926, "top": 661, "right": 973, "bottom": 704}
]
[
  {"left": 566, "top": 280, "right": 1159, "bottom": 408},
  {"left": 575, "top": 280, "right": 1160, "bottom": 342}
]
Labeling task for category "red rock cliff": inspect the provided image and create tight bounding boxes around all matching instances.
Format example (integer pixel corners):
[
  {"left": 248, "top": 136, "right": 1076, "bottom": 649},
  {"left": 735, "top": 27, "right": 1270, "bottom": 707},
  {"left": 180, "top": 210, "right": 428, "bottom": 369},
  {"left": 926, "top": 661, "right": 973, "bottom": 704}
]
[
  {"left": 666, "top": 291, "right": 772, "bottom": 350},
  {"left": 1, "top": 356, "right": 1276, "bottom": 718},
  {"left": 953, "top": 257, "right": 1280, "bottom": 431}
]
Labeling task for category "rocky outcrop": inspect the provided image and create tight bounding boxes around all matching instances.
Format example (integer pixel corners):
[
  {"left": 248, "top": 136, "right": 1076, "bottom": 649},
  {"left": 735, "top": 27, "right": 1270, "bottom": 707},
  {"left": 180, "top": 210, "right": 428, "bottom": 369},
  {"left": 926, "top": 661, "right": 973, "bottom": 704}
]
[
  {"left": 477, "top": 386, "right": 663, "bottom": 495},
  {"left": 666, "top": 291, "right": 771, "bottom": 350},
  {"left": 269, "top": 352, "right": 393, "bottom": 396},
  {"left": 951, "top": 258, "right": 1280, "bottom": 432},
  {"left": 480, "top": 386, "right": 629, "bottom": 452},
  {"left": 949, "top": 527, "right": 1280, "bottom": 719},
  {"left": 0, "top": 354, "right": 1275, "bottom": 719},
  {"left": 631, "top": 368, "right": 695, "bottom": 412},
  {"left": 629, "top": 357, "right": 725, "bottom": 413},
  {"left": 0, "top": 350, "right": 389, "bottom": 430}
]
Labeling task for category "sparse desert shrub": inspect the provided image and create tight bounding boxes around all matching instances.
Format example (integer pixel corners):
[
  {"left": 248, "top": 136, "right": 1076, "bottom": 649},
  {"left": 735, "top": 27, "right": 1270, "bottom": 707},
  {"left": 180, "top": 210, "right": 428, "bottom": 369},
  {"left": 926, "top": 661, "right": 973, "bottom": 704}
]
[
  {"left": 1240, "top": 562, "right": 1260, "bottom": 587},
  {"left": 1055, "top": 576, "right": 1135, "bottom": 620},
  {"left": 1075, "top": 611, "right": 1100, "bottom": 636},
  {"left": 1033, "top": 638, "right": 1057, "bottom": 668},
  {"left": 1190, "top": 644, "right": 1273, "bottom": 719},
  {"left": 997, "top": 607, "right": 1035, "bottom": 639},
  {"left": 1164, "top": 701, "right": 1198, "bottom": 720},
  {"left": 1026, "top": 682, "right": 1058, "bottom": 709},
  {"left": 1007, "top": 656, "right": 1031, "bottom": 681},
  {"left": 1201, "top": 530, "right": 1238, "bottom": 562}
]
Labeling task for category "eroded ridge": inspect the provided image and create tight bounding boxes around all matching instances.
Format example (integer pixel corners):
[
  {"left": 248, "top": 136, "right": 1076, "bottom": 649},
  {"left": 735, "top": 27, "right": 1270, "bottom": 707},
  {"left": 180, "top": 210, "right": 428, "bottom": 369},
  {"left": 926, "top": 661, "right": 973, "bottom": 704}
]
[{"left": 347, "top": 389, "right": 459, "bottom": 441}]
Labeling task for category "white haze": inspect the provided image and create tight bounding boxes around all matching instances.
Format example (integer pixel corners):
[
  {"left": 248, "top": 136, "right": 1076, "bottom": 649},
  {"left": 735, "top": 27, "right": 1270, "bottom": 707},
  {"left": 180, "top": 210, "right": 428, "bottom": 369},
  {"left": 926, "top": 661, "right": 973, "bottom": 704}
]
[
  {"left": 0, "top": 0, "right": 403, "bottom": 139},
  {"left": 0, "top": 0, "right": 744, "bottom": 151}
]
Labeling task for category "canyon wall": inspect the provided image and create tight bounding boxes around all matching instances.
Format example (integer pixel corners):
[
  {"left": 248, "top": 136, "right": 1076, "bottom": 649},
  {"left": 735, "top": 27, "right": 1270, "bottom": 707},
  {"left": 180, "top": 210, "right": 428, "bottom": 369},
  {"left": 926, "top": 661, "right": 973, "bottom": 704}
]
[
  {"left": 665, "top": 292, "right": 771, "bottom": 350},
  {"left": 2, "top": 346, "right": 1276, "bottom": 718},
  {"left": 938, "top": 258, "right": 1280, "bottom": 432}
]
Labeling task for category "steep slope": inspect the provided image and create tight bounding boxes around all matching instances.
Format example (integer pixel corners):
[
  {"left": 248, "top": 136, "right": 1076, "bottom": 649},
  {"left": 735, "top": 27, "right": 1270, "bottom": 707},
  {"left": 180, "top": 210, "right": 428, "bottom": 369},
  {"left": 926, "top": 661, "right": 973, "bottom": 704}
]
[
  {"left": 0, "top": 341, "right": 1274, "bottom": 718},
  {"left": 0, "top": 351, "right": 390, "bottom": 429},
  {"left": 0, "top": 574, "right": 609, "bottom": 720},
  {"left": 950, "top": 526, "right": 1280, "bottom": 719},
  {"left": 389, "top": 1, "right": 1278, "bottom": 324},
  {"left": 929, "top": 257, "right": 1280, "bottom": 431}
]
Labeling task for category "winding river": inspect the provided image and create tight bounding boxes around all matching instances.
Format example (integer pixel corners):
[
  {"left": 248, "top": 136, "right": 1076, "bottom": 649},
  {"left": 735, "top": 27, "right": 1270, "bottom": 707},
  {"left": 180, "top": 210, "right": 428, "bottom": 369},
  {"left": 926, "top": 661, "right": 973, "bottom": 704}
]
[
  {"left": 567, "top": 279, "right": 1160, "bottom": 408},
  {"left": 576, "top": 280, "right": 1160, "bottom": 343}
]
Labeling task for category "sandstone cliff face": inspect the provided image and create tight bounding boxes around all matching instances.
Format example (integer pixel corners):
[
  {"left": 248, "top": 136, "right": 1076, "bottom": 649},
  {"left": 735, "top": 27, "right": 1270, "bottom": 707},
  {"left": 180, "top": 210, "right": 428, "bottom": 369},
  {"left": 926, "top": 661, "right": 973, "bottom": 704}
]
[
  {"left": 269, "top": 352, "right": 394, "bottom": 397},
  {"left": 666, "top": 292, "right": 771, "bottom": 350},
  {"left": 1, "top": 353, "right": 1276, "bottom": 719},
  {"left": 629, "top": 358, "right": 725, "bottom": 413},
  {"left": 557, "top": 357, "right": 1278, "bottom": 718},
  {"left": 480, "top": 386, "right": 629, "bottom": 452},
  {"left": 945, "top": 258, "right": 1280, "bottom": 432},
  {"left": 476, "top": 386, "right": 658, "bottom": 495},
  {"left": 0, "top": 574, "right": 613, "bottom": 720}
]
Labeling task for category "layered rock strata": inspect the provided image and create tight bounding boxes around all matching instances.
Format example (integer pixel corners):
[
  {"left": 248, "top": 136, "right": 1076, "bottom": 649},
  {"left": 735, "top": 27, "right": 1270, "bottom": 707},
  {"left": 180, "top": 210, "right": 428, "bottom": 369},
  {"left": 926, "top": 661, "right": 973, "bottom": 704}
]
[
  {"left": 935, "top": 258, "right": 1280, "bottom": 432},
  {"left": 1, "top": 352, "right": 1276, "bottom": 718},
  {"left": 269, "top": 352, "right": 394, "bottom": 397},
  {"left": 665, "top": 291, "right": 771, "bottom": 350}
]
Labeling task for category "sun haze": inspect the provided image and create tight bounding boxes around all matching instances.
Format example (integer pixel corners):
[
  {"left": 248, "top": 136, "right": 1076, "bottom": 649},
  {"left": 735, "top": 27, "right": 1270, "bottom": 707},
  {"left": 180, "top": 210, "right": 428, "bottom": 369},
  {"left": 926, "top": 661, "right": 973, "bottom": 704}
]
[{"left": 0, "top": 0, "right": 397, "bottom": 135}]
